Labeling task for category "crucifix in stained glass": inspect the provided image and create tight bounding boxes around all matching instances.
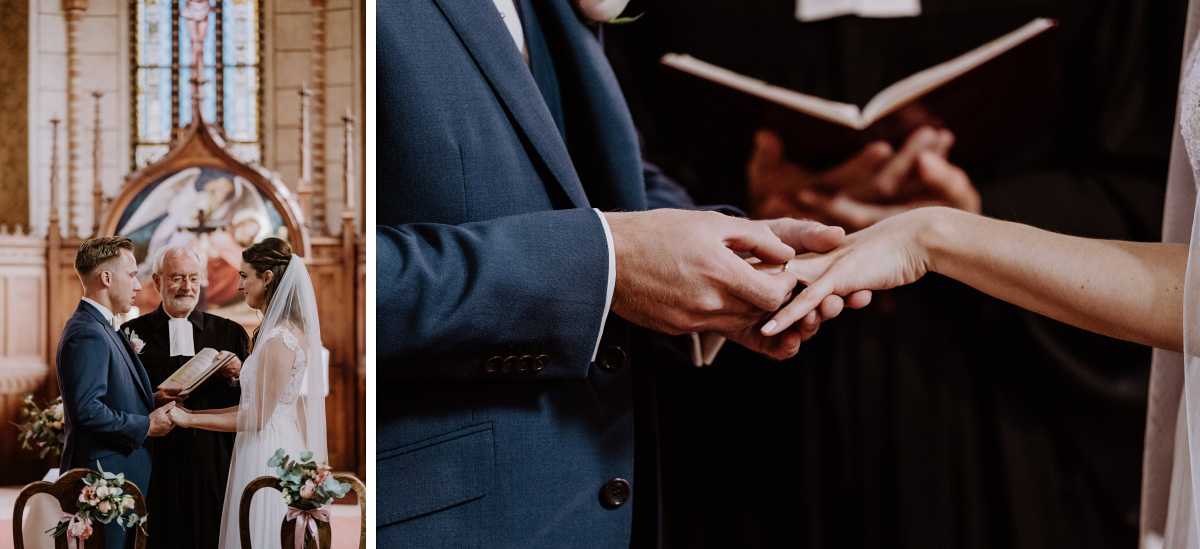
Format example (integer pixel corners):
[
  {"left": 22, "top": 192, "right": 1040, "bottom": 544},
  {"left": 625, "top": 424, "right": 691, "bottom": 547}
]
[{"left": 133, "top": 0, "right": 262, "bottom": 169}]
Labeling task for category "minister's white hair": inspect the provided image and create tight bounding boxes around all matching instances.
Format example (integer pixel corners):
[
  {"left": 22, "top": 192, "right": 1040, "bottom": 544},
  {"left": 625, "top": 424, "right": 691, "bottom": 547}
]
[{"left": 152, "top": 244, "right": 203, "bottom": 275}]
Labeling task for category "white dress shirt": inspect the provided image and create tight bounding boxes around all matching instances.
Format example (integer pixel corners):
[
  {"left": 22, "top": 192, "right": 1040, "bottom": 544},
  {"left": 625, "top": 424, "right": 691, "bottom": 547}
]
[{"left": 82, "top": 297, "right": 119, "bottom": 330}]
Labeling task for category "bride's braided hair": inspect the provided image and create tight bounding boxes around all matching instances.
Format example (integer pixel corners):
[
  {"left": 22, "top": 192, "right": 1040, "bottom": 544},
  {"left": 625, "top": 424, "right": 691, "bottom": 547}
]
[
  {"left": 243, "top": 237, "right": 292, "bottom": 306},
  {"left": 243, "top": 238, "right": 294, "bottom": 347}
]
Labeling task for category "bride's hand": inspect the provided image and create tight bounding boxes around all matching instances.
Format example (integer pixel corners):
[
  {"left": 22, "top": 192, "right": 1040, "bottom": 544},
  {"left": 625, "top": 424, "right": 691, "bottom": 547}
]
[
  {"left": 167, "top": 406, "right": 189, "bottom": 428},
  {"left": 761, "top": 207, "right": 942, "bottom": 336}
]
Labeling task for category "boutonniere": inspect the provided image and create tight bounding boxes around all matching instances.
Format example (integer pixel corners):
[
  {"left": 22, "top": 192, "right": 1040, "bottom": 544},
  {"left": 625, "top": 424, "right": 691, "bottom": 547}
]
[
  {"left": 123, "top": 328, "right": 145, "bottom": 354},
  {"left": 576, "top": 0, "right": 642, "bottom": 24}
]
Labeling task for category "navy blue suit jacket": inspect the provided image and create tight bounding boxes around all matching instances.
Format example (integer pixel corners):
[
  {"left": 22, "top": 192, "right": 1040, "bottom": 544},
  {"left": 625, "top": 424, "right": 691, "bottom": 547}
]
[
  {"left": 377, "top": 0, "right": 696, "bottom": 546},
  {"left": 57, "top": 301, "right": 155, "bottom": 548}
]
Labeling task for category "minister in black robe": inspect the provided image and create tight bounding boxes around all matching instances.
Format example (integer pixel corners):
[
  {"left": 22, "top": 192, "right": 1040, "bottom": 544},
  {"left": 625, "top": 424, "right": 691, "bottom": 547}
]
[
  {"left": 605, "top": 0, "right": 1187, "bottom": 547},
  {"left": 121, "top": 246, "right": 249, "bottom": 548}
]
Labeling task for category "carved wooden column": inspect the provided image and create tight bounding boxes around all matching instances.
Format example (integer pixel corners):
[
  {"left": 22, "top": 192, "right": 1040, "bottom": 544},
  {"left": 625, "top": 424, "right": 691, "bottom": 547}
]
[
  {"left": 63, "top": 0, "right": 87, "bottom": 237},
  {"left": 297, "top": 85, "right": 313, "bottom": 225},
  {"left": 47, "top": 119, "right": 63, "bottom": 366},
  {"left": 339, "top": 108, "right": 359, "bottom": 476},
  {"left": 91, "top": 91, "right": 103, "bottom": 237},
  {"left": 310, "top": 0, "right": 328, "bottom": 235}
]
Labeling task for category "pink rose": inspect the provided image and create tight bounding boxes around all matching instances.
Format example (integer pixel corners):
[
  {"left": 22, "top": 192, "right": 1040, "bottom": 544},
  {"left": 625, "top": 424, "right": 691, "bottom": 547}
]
[
  {"left": 95, "top": 485, "right": 109, "bottom": 498},
  {"left": 314, "top": 471, "right": 331, "bottom": 485},
  {"left": 68, "top": 516, "right": 93, "bottom": 539},
  {"left": 97, "top": 501, "right": 112, "bottom": 514},
  {"left": 131, "top": 338, "right": 145, "bottom": 354},
  {"left": 576, "top": 0, "right": 631, "bottom": 21},
  {"left": 299, "top": 480, "right": 316, "bottom": 499}
]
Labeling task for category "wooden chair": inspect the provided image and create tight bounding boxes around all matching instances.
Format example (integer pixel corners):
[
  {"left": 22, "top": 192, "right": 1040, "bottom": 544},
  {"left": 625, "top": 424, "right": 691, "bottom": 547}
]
[
  {"left": 239, "top": 474, "right": 366, "bottom": 549},
  {"left": 12, "top": 468, "right": 148, "bottom": 549}
]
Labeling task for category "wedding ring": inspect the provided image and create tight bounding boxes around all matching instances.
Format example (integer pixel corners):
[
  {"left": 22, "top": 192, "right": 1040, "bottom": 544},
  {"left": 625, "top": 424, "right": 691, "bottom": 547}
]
[{"left": 781, "top": 262, "right": 790, "bottom": 273}]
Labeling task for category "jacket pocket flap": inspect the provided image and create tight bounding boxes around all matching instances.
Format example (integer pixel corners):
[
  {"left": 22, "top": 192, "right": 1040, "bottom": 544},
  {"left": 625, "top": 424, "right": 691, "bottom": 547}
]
[{"left": 377, "top": 422, "right": 494, "bottom": 526}]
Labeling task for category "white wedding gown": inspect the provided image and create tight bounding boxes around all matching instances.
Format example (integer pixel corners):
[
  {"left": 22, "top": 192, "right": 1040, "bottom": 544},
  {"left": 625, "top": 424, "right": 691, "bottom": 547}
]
[
  {"left": 213, "top": 255, "right": 327, "bottom": 549},
  {"left": 1142, "top": 2, "right": 1200, "bottom": 547},
  {"left": 217, "top": 327, "right": 308, "bottom": 549}
]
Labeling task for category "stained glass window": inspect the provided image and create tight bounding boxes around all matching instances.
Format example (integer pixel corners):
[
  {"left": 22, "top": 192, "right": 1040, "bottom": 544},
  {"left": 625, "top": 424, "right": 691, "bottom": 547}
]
[{"left": 133, "top": 0, "right": 262, "bottom": 169}]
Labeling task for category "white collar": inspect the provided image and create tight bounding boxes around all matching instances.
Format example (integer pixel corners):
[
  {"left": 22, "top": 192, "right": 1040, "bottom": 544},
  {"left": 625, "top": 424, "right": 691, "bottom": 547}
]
[{"left": 81, "top": 297, "right": 117, "bottom": 327}]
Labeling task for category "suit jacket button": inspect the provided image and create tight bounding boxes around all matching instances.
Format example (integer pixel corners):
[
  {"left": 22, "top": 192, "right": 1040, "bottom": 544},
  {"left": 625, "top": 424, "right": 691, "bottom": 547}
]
[
  {"left": 484, "top": 356, "right": 502, "bottom": 374},
  {"left": 533, "top": 354, "right": 549, "bottom": 371},
  {"left": 501, "top": 356, "right": 516, "bottom": 374},
  {"left": 600, "top": 478, "right": 631, "bottom": 509},
  {"left": 597, "top": 346, "right": 627, "bottom": 372},
  {"left": 516, "top": 355, "right": 532, "bottom": 372}
]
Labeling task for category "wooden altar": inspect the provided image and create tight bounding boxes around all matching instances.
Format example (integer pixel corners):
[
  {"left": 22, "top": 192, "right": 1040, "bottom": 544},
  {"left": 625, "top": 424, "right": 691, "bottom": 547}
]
[{"left": 0, "top": 97, "right": 365, "bottom": 484}]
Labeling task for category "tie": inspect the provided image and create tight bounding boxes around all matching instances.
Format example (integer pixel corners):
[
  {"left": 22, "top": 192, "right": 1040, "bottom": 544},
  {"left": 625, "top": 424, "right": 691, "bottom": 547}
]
[{"left": 516, "top": 0, "right": 566, "bottom": 142}]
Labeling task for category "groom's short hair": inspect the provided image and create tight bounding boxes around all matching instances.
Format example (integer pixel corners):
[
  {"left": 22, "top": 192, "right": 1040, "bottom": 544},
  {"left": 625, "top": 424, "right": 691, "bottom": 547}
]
[{"left": 76, "top": 236, "right": 134, "bottom": 280}]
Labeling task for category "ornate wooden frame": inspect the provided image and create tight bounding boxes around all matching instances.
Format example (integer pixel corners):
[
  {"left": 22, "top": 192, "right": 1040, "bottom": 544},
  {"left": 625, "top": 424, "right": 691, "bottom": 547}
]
[{"left": 100, "top": 119, "right": 311, "bottom": 257}]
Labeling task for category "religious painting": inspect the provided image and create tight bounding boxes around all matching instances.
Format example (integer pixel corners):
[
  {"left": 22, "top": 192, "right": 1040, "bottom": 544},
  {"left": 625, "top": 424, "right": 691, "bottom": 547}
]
[{"left": 115, "top": 166, "right": 286, "bottom": 316}]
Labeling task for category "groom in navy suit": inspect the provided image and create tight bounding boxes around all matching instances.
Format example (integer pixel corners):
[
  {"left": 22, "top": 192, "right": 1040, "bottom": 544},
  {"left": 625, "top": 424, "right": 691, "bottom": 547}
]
[
  {"left": 57, "top": 236, "right": 181, "bottom": 549},
  {"left": 377, "top": 0, "right": 864, "bottom": 546}
]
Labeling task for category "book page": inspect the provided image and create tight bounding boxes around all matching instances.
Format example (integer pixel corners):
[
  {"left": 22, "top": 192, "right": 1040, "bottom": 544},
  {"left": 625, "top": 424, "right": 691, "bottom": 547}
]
[
  {"left": 159, "top": 348, "right": 226, "bottom": 393},
  {"left": 661, "top": 54, "right": 866, "bottom": 128},
  {"left": 861, "top": 18, "right": 1055, "bottom": 123}
]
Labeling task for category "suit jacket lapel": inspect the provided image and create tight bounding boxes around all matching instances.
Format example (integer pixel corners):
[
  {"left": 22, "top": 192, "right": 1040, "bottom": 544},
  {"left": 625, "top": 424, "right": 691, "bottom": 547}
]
[
  {"left": 81, "top": 303, "right": 154, "bottom": 409},
  {"left": 536, "top": 0, "right": 647, "bottom": 212},
  {"left": 430, "top": 0, "right": 591, "bottom": 209}
]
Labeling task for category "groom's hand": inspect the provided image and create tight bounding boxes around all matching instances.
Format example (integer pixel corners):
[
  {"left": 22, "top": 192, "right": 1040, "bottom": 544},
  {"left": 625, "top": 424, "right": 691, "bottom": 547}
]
[
  {"left": 605, "top": 209, "right": 798, "bottom": 335},
  {"left": 154, "top": 387, "right": 188, "bottom": 407},
  {"left": 147, "top": 402, "right": 176, "bottom": 437}
]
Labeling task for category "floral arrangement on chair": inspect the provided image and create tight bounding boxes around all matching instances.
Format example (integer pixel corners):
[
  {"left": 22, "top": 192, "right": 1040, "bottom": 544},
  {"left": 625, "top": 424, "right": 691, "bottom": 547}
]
[
  {"left": 268, "top": 449, "right": 352, "bottom": 547},
  {"left": 48, "top": 464, "right": 148, "bottom": 547},
  {"left": 15, "top": 395, "right": 66, "bottom": 459}
]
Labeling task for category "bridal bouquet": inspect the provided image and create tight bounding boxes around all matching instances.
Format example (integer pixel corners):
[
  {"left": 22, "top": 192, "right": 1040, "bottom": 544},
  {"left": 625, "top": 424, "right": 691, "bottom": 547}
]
[
  {"left": 268, "top": 448, "right": 352, "bottom": 509},
  {"left": 48, "top": 464, "right": 148, "bottom": 544},
  {"left": 269, "top": 449, "right": 352, "bottom": 548},
  {"left": 15, "top": 394, "right": 66, "bottom": 459}
]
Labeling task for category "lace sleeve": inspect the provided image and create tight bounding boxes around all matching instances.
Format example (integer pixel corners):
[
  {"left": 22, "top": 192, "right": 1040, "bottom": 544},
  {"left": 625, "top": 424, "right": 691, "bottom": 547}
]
[{"left": 245, "top": 327, "right": 304, "bottom": 431}]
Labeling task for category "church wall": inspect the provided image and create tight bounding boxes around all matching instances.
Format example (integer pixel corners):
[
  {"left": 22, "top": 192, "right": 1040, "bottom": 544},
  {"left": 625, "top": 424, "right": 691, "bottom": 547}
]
[
  {"left": 0, "top": 0, "right": 30, "bottom": 229},
  {"left": 0, "top": 234, "right": 53, "bottom": 483},
  {"left": 265, "top": 0, "right": 364, "bottom": 236},
  {"left": 27, "top": 0, "right": 129, "bottom": 238}
]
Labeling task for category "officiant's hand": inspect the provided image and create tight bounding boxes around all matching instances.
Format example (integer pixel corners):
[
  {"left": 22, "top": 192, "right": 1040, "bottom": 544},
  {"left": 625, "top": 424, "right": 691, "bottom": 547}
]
[
  {"left": 148, "top": 402, "right": 177, "bottom": 437},
  {"left": 216, "top": 351, "right": 242, "bottom": 378},
  {"left": 154, "top": 387, "right": 188, "bottom": 407},
  {"left": 747, "top": 128, "right": 978, "bottom": 231},
  {"left": 605, "top": 209, "right": 800, "bottom": 335}
]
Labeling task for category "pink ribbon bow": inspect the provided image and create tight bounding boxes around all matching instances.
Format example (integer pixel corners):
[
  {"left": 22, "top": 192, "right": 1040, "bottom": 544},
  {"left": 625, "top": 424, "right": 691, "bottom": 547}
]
[
  {"left": 59, "top": 512, "right": 91, "bottom": 549},
  {"left": 285, "top": 506, "right": 330, "bottom": 549}
]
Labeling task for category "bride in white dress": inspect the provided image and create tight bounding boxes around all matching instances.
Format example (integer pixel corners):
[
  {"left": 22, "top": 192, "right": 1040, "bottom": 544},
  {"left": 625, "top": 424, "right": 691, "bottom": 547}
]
[
  {"left": 168, "top": 237, "right": 326, "bottom": 549},
  {"left": 755, "top": 2, "right": 1200, "bottom": 545}
]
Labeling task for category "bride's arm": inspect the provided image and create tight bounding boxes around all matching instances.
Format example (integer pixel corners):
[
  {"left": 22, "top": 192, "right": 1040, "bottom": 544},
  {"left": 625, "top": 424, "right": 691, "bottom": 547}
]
[
  {"left": 771, "top": 206, "right": 1186, "bottom": 352},
  {"left": 186, "top": 406, "right": 238, "bottom": 415},
  {"left": 169, "top": 407, "right": 237, "bottom": 432}
]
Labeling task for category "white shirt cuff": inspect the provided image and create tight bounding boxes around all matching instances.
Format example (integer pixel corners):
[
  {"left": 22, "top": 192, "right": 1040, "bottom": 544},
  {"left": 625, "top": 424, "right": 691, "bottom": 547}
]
[{"left": 591, "top": 208, "right": 617, "bottom": 362}]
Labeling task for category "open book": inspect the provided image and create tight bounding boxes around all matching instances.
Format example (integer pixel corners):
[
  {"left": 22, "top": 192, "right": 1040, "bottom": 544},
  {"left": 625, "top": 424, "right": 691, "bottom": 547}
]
[
  {"left": 157, "top": 348, "right": 235, "bottom": 396},
  {"left": 659, "top": 18, "right": 1060, "bottom": 171}
]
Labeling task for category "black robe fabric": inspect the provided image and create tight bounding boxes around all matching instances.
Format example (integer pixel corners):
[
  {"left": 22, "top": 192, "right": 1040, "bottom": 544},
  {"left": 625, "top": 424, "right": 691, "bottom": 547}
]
[
  {"left": 604, "top": 0, "right": 1186, "bottom": 547},
  {"left": 121, "top": 306, "right": 248, "bottom": 549}
]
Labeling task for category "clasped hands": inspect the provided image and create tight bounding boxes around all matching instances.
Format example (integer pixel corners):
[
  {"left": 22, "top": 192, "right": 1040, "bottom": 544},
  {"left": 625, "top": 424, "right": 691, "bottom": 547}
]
[{"left": 605, "top": 209, "right": 871, "bottom": 360}]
